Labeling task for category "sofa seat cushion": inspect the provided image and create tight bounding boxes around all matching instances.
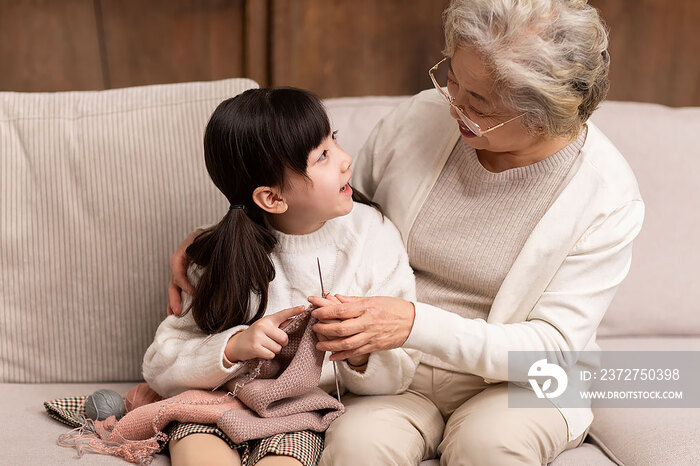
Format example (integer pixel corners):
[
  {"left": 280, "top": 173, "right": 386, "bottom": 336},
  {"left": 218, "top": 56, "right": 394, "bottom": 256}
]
[
  {"left": 548, "top": 443, "right": 617, "bottom": 465},
  {"left": 2, "top": 382, "right": 168, "bottom": 465},
  {"left": 3, "top": 381, "right": 615, "bottom": 466},
  {"left": 588, "top": 407, "right": 699, "bottom": 466},
  {"left": 586, "top": 337, "right": 700, "bottom": 466}
]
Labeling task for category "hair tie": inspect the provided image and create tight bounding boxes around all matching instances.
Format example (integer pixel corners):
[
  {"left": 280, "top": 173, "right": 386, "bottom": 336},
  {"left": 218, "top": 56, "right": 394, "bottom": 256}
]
[{"left": 229, "top": 204, "right": 246, "bottom": 211}]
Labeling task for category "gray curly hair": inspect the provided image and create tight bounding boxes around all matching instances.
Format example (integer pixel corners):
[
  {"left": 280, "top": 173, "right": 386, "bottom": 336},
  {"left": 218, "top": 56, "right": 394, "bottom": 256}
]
[{"left": 443, "top": 0, "right": 610, "bottom": 138}]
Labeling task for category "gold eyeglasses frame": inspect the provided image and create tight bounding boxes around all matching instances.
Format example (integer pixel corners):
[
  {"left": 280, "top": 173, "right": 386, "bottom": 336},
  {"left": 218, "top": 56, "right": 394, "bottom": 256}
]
[{"left": 428, "top": 57, "right": 525, "bottom": 137}]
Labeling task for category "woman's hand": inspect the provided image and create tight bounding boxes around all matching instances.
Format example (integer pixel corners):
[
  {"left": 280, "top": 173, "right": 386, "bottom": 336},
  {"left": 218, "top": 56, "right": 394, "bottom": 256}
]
[
  {"left": 310, "top": 294, "right": 370, "bottom": 367},
  {"left": 225, "top": 305, "right": 307, "bottom": 362},
  {"left": 308, "top": 295, "right": 416, "bottom": 362},
  {"left": 311, "top": 294, "right": 342, "bottom": 343},
  {"left": 167, "top": 228, "right": 203, "bottom": 316}
]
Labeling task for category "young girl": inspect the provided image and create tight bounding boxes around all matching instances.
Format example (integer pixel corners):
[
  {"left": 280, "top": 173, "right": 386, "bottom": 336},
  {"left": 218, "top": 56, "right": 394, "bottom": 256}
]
[{"left": 142, "top": 88, "right": 420, "bottom": 466}]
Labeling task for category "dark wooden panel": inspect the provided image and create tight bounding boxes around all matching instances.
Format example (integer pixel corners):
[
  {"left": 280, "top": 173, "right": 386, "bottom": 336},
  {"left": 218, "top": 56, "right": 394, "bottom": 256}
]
[
  {"left": 590, "top": 0, "right": 700, "bottom": 107},
  {"left": 1, "top": 0, "right": 697, "bottom": 106},
  {"left": 98, "top": 0, "right": 246, "bottom": 89},
  {"left": 244, "top": 0, "right": 270, "bottom": 86},
  {"left": 0, "top": 0, "right": 104, "bottom": 91},
  {"left": 270, "top": 0, "right": 451, "bottom": 98}
]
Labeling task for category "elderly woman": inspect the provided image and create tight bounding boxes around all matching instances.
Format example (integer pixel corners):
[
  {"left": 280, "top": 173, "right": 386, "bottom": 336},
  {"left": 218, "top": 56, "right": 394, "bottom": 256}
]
[{"left": 167, "top": 0, "right": 643, "bottom": 464}]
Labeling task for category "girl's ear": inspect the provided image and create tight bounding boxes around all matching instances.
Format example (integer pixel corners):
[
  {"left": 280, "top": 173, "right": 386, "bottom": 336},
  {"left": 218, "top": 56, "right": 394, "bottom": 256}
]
[{"left": 252, "top": 186, "right": 288, "bottom": 214}]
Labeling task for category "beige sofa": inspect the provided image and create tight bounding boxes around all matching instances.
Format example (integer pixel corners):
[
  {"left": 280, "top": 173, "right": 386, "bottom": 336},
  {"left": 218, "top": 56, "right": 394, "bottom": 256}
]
[{"left": 1, "top": 78, "right": 698, "bottom": 466}]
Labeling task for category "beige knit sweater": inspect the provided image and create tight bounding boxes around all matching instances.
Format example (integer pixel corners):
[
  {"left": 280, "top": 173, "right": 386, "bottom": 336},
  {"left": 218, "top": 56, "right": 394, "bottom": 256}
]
[{"left": 408, "top": 132, "right": 585, "bottom": 368}]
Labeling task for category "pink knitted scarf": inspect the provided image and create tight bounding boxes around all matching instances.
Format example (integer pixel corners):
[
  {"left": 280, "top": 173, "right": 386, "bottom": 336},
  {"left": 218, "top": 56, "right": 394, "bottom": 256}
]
[{"left": 58, "top": 311, "right": 344, "bottom": 464}]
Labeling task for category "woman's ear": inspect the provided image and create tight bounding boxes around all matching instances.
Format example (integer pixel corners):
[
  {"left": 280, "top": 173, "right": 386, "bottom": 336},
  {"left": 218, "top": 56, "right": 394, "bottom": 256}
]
[{"left": 252, "top": 186, "right": 288, "bottom": 214}]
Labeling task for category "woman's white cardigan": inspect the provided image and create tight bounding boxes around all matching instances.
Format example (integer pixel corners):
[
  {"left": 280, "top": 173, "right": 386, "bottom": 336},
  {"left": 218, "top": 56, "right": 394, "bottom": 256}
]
[{"left": 351, "top": 89, "right": 645, "bottom": 442}]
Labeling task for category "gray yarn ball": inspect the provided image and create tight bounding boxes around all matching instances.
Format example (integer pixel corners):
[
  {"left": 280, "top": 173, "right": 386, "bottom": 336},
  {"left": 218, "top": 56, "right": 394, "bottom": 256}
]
[{"left": 84, "top": 389, "right": 126, "bottom": 421}]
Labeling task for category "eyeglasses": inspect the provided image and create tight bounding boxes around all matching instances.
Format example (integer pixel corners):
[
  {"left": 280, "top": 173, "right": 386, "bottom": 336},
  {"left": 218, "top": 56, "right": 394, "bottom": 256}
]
[{"left": 428, "top": 57, "right": 525, "bottom": 137}]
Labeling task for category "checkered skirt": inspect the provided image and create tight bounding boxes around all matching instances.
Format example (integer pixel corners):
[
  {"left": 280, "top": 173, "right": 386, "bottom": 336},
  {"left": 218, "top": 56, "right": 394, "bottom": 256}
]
[{"left": 44, "top": 395, "right": 324, "bottom": 466}]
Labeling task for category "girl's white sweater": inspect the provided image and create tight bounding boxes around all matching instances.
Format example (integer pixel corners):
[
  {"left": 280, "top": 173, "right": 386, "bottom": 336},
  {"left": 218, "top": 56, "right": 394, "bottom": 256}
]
[{"left": 142, "top": 203, "right": 421, "bottom": 398}]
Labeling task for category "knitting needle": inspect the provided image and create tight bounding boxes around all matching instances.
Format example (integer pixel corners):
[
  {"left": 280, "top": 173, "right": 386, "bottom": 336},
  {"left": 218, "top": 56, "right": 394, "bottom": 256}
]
[
  {"left": 317, "top": 257, "right": 342, "bottom": 404},
  {"left": 316, "top": 257, "right": 328, "bottom": 299}
]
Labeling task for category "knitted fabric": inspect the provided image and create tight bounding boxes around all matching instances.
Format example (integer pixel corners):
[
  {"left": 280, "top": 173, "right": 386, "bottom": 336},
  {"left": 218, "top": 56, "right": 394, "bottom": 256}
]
[{"left": 57, "top": 311, "right": 344, "bottom": 464}]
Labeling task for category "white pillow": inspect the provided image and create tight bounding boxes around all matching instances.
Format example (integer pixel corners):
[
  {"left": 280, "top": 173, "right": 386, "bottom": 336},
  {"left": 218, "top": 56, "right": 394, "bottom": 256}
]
[{"left": 0, "top": 78, "right": 258, "bottom": 382}]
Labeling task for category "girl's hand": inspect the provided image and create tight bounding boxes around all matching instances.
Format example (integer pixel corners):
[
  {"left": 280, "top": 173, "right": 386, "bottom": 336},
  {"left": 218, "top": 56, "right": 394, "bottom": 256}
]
[
  {"left": 308, "top": 295, "right": 416, "bottom": 362},
  {"left": 225, "top": 305, "right": 307, "bottom": 362},
  {"left": 167, "top": 228, "right": 203, "bottom": 316}
]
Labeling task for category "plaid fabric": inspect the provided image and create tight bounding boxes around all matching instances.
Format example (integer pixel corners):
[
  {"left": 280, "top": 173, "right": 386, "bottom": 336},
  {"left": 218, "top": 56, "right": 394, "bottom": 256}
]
[
  {"left": 44, "top": 396, "right": 89, "bottom": 428},
  {"left": 168, "top": 422, "right": 323, "bottom": 466},
  {"left": 44, "top": 396, "right": 323, "bottom": 466},
  {"left": 249, "top": 430, "right": 323, "bottom": 466}
]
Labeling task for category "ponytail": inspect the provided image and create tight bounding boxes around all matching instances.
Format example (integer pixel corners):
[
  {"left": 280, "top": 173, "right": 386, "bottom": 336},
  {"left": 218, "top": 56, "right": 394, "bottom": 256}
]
[{"left": 185, "top": 207, "right": 277, "bottom": 334}]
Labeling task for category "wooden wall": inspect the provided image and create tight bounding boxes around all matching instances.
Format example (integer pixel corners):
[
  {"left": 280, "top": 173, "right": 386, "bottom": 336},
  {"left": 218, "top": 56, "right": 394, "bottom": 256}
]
[
  {"left": 1, "top": 0, "right": 698, "bottom": 106},
  {"left": 590, "top": 0, "right": 699, "bottom": 107},
  {"left": 0, "top": 0, "right": 248, "bottom": 91}
]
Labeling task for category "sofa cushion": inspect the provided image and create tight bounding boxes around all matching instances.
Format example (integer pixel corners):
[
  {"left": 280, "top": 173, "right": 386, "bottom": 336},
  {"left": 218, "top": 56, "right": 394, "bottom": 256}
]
[
  {"left": 590, "top": 102, "right": 700, "bottom": 337},
  {"left": 597, "top": 336, "right": 700, "bottom": 352},
  {"left": 589, "top": 407, "right": 700, "bottom": 466},
  {"left": 2, "top": 382, "right": 169, "bottom": 465},
  {"left": 0, "top": 78, "right": 258, "bottom": 383},
  {"left": 10, "top": 337, "right": 690, "bottom": 464},
  {"left": 5, "top": 380, "right": 613, "bottom": 466},
  {"left": 548, "top": 443, "right": 617, "bottom": 466},
  {"left": 586, "top": 337, "right": 700, "bottom": 466},
  {"left": 324, "top": 96, "right": 408, "bottom": 159}
]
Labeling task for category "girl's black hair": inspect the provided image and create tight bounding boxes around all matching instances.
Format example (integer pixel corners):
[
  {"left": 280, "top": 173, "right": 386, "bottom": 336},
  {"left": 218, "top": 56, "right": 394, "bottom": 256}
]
[{"left": 185, "top": 87, "right": 381, "bottom": 334}]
